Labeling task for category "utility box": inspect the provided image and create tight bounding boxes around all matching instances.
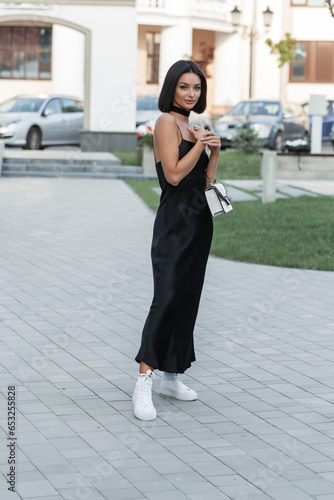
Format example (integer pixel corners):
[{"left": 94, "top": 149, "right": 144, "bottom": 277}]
[
  {"left": 309, "top": 94, "right": 327, "bottom": 154},
  {"left": 309, "top": 94, "right": 327, "bottom": 116},
  {"left": 261, "top": 150, "right": 277, "bottom": 204}
]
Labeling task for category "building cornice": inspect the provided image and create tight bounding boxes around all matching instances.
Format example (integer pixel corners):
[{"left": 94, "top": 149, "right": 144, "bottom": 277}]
[{"left": 0, "top": 0, "right": 135, "bottom": 6}]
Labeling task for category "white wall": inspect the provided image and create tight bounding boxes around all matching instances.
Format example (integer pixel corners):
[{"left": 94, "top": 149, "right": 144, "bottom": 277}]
[
  {"left": 291, "top": 6, "right": 334, "bottom": 40},
  {"left": 52, "top": 24, "right": 85, "bottom": 100},
  {"left": 287, "top": 83, "right": 334, "bottom": 103},
  {"left": 285, "top": 3, "right": 334, "bottom": 103},
  {"left": 214, "top": 31, "right": 245, "bottom": 109},
  {"left": 249, "top": 0, "right": 282, "bottom": 100},
  {"left": 0, "top": 80, "right": 53, "bottom": 103},
  {"left": 55, "top": 4, "right": 138, "bottom": 132},
  {"left": 0, "top": 2, "right": 138, "bottom": 132}
]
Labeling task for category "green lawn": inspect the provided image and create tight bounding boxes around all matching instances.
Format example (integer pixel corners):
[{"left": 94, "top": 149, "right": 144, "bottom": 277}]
[
  {"left": 216, "top": 150, "right": 261, "bottom": 179},
  {"left": 114, "top": 149, "right": 261, "bottom": 179},
  {"left": 112, "top": 150, "right": 142, "bottom": 166},
  {"left": 211, "top": 197, "right": 334, "bottom": 271},
  {"left": 126, "top": 178, "right": 334, "bottom": 271}
]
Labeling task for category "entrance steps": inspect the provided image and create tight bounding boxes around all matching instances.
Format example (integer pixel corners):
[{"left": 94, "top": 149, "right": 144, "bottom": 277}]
[{"left": 1, "top": 149, "right": 143, "bottom": 178}]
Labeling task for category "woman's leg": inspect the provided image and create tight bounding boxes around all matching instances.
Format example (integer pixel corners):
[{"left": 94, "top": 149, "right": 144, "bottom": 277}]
[
  {"left": 133, "top": 361, "right": 156, "bottom": 421},
  {"left": 140, "top": 362, "right": 154, "bottom": 374}
]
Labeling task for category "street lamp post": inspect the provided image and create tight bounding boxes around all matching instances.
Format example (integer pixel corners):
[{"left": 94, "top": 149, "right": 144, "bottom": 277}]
[{"left": 231, "top": 2, "right": 274, "bottom": 99}]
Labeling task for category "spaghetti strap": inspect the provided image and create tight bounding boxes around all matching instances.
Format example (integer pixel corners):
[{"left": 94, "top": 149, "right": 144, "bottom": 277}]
[
  {"left": 153, "top": 135, "right": 157, "bottom": 164},
  {"left": 176, "top": 123, "right": 183, "bottom": 141}
]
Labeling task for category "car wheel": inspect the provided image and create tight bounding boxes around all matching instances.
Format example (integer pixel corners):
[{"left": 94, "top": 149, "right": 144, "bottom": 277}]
[
  {"left": 274, "top": 132, "right": 283, "bottom": 151},
  {"left": 25, "top": 127, "right": 42, "bottom": 150}
]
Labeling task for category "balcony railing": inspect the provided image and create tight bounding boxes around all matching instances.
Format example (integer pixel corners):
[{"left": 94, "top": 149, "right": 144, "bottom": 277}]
[
  {"left": 137, "top": 0, "right": 230, "bottom": 22},
  {"left": 191, "top": 0, "right": 229, "bottom": 21},
  {"left": 136, "top": 0, "right": 165, "bottom": 9}
]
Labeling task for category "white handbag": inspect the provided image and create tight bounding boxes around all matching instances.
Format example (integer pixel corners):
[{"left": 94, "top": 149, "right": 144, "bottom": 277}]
[{"left": 205, "top": 182, "right": 233, "bottom": 218}]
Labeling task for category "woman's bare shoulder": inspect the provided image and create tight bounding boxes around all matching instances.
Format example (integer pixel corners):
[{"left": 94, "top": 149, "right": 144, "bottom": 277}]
[
  {"left": 155, "top": 113, "right": 176, "bottom": 128},
  {"left": 155, "top": 113, "right": 177, "bottom": 137}
]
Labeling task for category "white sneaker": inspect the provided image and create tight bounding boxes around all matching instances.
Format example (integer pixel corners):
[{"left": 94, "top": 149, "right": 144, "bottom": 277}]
[
  {"left": 132, "top": 369, "right": 157, "bottom": 421},
  {"left": 160, "top": 373, "right": 197, "bottom": 401}
]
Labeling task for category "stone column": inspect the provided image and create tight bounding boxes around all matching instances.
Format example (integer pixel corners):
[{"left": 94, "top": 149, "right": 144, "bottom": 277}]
[
  {"left": 159, "top": 22, "right": 193, "bottom": 84},
  {"left": 52, "top": 24, "right": 85, "bottom": 100},
  {"left": 213, "top": 31, "right": 243, "bottom": 114}
]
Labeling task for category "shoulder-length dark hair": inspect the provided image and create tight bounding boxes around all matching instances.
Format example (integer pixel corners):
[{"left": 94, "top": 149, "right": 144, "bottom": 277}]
[{"left": 158, "top": 60, "right": 207, "bottom": 114}]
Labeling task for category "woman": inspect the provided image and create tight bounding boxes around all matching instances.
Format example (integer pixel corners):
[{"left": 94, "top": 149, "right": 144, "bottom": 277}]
[{"left": 133, "top": 60, "right": 221, "bottom": 420}]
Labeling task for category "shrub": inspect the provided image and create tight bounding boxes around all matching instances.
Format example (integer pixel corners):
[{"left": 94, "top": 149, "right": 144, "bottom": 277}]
[{"left": 234, "top": 120, "right": 263, "bottom": 154}]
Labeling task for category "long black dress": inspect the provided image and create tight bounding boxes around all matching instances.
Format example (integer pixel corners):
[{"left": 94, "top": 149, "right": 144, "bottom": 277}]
[{"left": 135, "top": 127, "right": 213, "bottom": 374}]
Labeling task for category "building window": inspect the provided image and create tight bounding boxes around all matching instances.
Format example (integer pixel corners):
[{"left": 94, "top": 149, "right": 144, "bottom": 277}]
[
  {"left": 0, "top": 27, "right": 52, "bottom": 80},
  {"left": 291, "top": 0, "right": 325, "bottom": 6},
  {"left": 146, "top": 32, "right": 160, "bottom": 84},
  {"left": 291, "top": 43, "right": 307, "bottom": 81},
  {"left": 290, "top": 41, "right": 334, "bottom": 83}
]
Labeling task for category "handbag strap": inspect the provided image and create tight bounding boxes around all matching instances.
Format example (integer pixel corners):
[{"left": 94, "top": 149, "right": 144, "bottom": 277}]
[
  {"left": 212, "top": 185, "right": 232, "bottom": 206},
  {"left": 206, "top": 175, "right": 217, "bottom": 188}
]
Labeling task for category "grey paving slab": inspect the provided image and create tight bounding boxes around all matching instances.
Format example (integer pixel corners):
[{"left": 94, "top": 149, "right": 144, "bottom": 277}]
[
  {"left": 223, "top": 185, "right": 259, "bottom": 201},
  {"left": 276, "top": 183, "right": 318, "bottom": 198},
  {"left": 0, "top": 177, "right": 333, "bottom": 500}
]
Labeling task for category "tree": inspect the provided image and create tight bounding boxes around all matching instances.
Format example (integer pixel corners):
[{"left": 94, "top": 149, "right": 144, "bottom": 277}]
[
  {"left": 325, "top": 0, "right": 334, "bottom": 18},
  {"left": 234, "top": 120, "right": 262, "bottom": 155},
  {"left": 266, "top": 33, "right": 297, "bottom": 68}
]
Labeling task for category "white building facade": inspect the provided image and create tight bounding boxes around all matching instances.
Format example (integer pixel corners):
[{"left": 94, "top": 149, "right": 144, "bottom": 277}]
[
  {"left": 0, "top": 0, "right": 333, "bottom": 150},
  {"left": 0, "top": 0, "right": 138, "bottom": 150},
  {"left": 137, "top": 0, "right": 334, "bottom": 113}
]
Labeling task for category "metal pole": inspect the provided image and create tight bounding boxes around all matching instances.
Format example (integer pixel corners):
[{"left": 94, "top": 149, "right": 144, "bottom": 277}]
[
  {"left": 249, "top": 0, "right": 258, "bottom": 99},
  {"left": 249, "top": 28, "right": 253, "bottom": 98}
]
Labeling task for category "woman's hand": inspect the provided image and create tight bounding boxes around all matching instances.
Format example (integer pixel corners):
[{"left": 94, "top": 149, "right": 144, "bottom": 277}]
[
  {"left": 188, "top": 124, "right": 221, "bottom": 155},
  {"left": 200, "top": 131, "right": 221, "bottom": 156},
  {"left": 187, "top": 123, "right": 206, "bottom": 143}
]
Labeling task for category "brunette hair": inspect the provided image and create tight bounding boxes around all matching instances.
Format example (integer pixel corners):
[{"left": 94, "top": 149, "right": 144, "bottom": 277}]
[{"left": 158, "top": 60, "right": 207, "bottom": 114}]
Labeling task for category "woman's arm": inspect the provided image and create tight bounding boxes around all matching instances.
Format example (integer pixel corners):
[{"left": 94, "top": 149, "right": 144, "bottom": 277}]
[
  {"left": 195, "top": 130, "right": 221, "bottom": 186},
  {"left": 154, "top": 114, "right": 206, "bottom": 186}
]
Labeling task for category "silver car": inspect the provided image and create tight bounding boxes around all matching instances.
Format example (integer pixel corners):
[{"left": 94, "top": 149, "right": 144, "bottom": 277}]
[{"left": 0, "top": 95, "right": 84, "bottom": 149}]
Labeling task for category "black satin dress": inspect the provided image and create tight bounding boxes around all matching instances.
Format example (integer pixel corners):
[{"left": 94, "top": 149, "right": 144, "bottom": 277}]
[{"left": 135, "top": 127, "right": 213, "bottom": 373}]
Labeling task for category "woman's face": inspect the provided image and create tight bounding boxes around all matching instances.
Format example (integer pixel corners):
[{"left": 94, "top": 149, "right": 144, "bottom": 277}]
[{"left": 173, "top": 72, "right": 201, "bottom": 111}]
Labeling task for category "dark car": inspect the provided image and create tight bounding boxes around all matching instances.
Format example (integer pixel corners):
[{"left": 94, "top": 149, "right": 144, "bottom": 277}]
[
  {"left": 330, "top": 122, "right": 334, "bottom": 147},
  {"left": 302, "top": 100, "right": 334, "bottom": 141},
  {"left": 214, "top": 100, "right": 309, "bottom": 150}
]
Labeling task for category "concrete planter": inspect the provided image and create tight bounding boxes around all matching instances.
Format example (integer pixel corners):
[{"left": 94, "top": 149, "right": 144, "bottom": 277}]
[
  {"left": 142, "top": 144, "right": 156, "bottom": 176},
  {"left": 276, "top": 152, "right": 334, "bottom": 180}
]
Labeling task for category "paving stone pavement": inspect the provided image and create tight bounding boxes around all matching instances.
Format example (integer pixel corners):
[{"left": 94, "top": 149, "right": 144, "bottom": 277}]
[{"left": 0, "top": 177, "right": 334, "bottom": 500}]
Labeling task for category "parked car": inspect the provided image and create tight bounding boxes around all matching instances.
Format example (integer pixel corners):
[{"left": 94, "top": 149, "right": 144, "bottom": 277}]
[
  {"left": 214, "top": 100, "right": 309, "bottom": 150},
  {"left": 136, "top": 95, "right": 213, "bottom": 136},
  {"left": 302, "top": 100, "right": 334, "bottom": 142},
  {"left": 0, "top": 95, "right": 84, "bottom": 149},
  {"left": 330, "top": 123, "right": 334, "bottom": 148}
]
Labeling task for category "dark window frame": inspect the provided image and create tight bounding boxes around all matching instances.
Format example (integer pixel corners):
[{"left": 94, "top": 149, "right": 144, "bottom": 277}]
[
  {"left": 146, "top": 32, "right": 160, "bottom": 85},
  {"left": 289, "top": 40, "right": 334, "bottom": 83},
  {"left": 0, "top": 26, "right": 52, "bottom": 80}
]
